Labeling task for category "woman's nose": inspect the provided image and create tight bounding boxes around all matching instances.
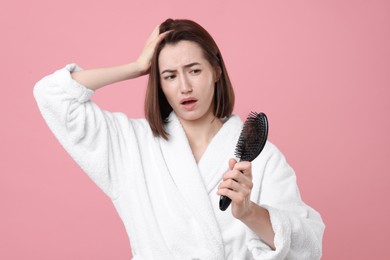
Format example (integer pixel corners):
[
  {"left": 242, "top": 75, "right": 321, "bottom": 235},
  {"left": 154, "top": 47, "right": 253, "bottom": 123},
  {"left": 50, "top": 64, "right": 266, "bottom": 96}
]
[{"left": 179, "top": 75, "right": 193, "bottom": 94}]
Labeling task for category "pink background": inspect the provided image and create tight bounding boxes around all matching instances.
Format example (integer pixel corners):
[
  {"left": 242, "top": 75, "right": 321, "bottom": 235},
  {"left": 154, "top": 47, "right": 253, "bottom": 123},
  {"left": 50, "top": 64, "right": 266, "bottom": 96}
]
[{"left": 1, "top": 0, "right": 389, "bottom": 259}]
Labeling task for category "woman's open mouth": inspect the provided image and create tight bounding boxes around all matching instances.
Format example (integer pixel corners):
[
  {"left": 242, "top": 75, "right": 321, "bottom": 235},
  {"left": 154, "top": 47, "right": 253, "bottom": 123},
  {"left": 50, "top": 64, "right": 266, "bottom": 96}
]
[{"left": 180, "top": 98, "right": 198, "bottom": 110}]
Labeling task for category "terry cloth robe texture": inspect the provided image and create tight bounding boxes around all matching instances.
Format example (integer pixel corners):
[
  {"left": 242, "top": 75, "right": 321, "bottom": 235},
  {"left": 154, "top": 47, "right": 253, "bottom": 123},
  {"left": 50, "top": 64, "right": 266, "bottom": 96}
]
[{"left": 33, "top": 63, "right": 325, "bottom": 260}]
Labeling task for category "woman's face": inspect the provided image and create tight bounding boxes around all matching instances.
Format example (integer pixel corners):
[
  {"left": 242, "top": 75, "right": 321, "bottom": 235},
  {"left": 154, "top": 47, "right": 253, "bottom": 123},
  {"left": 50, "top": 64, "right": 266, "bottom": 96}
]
[{"left": 158, "top": 40, "right": 219, "bottom": 124}]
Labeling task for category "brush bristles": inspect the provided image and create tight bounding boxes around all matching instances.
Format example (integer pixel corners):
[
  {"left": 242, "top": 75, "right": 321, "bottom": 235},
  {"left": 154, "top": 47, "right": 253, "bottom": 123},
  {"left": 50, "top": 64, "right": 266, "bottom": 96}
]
[{"left": 235, "top": 111, "right": 268, "bottom": 162}]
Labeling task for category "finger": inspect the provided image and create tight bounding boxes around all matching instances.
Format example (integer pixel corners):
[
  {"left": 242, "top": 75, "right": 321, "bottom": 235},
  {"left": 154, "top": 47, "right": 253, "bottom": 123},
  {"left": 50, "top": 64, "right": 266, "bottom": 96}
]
[
  {"left": 221, "top": 171, "right": 253, "bottom": 191},
  {"left": 217, "top": 187, "right": 235, "bottom": 199},
  {"left": 233, "top": 161, "right": 252, "bottom": 176},
  {"left": 219, "top": 178, "right": 241, "bottom": 191},
  {"left": 220, "top": 172, "right": 253, "bottom": 190},
  {"left": 152, "top": 24, "right": 160, "bottom": 36},
  {"left": 229, "top": 158, "right": 237, "bottom": 170},
  {"left": 217, "top": 188, "right": 246, "bottom": 205},
  {"left": 218, "top": 179, "right": 252, "bottom": 197},
  {"left": 222, "top": 169, "right": 244, "bottom": 182},
  {"left": 146, "top": 25, "right": 171, "bottom": 46},
  {"left": 144, "top": 24, "right": 160, "bottom": 44},
  {"left": 154, "top": 30, "right": 171, "bottom": 45},
  {"left": 140, "top": 29, "right": 171, "bottom": 60}
]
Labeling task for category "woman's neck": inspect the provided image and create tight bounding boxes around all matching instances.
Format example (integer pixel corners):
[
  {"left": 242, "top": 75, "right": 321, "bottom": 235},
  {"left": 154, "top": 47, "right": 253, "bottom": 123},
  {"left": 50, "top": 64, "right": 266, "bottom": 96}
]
[{"left": 179, "top": 114, "right": 223, "bottom": 163}]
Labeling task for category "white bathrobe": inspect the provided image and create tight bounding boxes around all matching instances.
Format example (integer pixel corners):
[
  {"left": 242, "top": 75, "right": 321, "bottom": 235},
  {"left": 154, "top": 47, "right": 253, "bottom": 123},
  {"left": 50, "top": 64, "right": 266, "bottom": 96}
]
[{"left": 33, "top": 64, "right": 325, "bottom": 260}]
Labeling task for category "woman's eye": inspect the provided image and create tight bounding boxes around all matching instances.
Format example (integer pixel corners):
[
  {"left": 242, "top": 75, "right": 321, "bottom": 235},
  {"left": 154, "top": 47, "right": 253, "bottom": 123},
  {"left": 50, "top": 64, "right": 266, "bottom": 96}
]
[
  {"left": 190, "top": 69, "right": 201, "bottom": 75},
  {"left": 164, "top": 75, "right": 176, "bottom": 80}
]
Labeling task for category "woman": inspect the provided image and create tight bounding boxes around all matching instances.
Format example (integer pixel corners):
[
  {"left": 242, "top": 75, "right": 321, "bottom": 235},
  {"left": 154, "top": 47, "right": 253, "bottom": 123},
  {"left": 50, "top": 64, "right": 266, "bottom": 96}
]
[{"left": 33, "top": 18, "right": 324, "bottom": 259}]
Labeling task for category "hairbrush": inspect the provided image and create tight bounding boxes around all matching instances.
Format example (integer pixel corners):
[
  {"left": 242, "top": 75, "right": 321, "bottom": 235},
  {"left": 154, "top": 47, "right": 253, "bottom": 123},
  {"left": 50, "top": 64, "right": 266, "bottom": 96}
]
[{"left": 219, "top": 112, "right": 269, "bottom": 211}]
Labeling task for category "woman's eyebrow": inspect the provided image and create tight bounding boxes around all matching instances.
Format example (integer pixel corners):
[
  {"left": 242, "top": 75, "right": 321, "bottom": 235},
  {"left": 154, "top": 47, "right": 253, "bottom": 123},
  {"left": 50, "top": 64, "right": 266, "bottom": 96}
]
[
  {"left": 161, "top": 62, "right": 201, "bottom": 74},
  {"left": 183, "top": 62, "right": 201, "bottom": 68}
]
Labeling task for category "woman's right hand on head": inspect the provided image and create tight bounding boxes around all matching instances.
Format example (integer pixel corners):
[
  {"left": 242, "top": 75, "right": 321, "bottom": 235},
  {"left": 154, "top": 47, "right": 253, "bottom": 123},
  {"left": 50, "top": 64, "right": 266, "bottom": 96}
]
[
  {"left": 68, "top": 25, "right": 170, "bottom": 91},
  {"left": 135, "top": 25, "right": 171, "bottom": 76}
]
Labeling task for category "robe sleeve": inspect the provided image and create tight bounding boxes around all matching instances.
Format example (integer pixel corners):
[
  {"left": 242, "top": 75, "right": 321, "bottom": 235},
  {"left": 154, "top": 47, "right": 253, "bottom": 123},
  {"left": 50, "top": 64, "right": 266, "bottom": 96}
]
[
  {"left": 246, "top": 143, "right": 325, "bottom": 260},
  {"left": 33, "top": 64, "right": 131, "bottom": 200}
]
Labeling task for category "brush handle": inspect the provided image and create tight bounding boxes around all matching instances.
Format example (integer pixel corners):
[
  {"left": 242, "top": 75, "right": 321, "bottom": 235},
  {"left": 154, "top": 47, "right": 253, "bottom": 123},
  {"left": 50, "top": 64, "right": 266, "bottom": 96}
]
[
  {"left": 219, "top": 159, "right": 244, "bottom": 211},
  {"left": 219, "top": 166, "right": 243, "bottom": 211},
  {"left": 219, "top": 194, "right": 232, "bottom": 211}
]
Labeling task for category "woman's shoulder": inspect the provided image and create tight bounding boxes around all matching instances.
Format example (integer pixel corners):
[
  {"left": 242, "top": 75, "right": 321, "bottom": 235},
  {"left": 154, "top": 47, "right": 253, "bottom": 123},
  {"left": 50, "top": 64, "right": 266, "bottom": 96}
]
[
  {"left": 128, "top": 117, "right": 151, "bottom": 131},
  {"left": 110, "top": 113, "right": 151, "bottom": 133}
]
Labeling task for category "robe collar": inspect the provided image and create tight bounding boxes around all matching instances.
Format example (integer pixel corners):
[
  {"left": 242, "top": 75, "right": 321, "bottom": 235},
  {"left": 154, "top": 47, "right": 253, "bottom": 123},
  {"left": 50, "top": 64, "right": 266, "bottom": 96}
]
[{"left": 159, "top": 111, "right": 243, "bottom": 257}]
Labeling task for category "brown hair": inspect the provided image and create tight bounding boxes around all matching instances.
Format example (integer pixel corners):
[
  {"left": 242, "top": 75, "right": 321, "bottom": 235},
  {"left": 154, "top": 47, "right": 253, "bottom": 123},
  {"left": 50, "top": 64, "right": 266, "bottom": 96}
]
[{"left": 145, "top": 18, "right": 235, "bottom": 140}]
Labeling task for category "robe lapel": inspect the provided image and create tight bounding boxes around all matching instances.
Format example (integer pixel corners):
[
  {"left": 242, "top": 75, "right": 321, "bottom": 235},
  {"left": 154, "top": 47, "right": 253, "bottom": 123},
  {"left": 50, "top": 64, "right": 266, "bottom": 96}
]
[
  {"left": 159, "top": 112, "right": 225, "bottom": 257},
  {"left": 198, "top": 115, "right": 243, "bottom": 193}
]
